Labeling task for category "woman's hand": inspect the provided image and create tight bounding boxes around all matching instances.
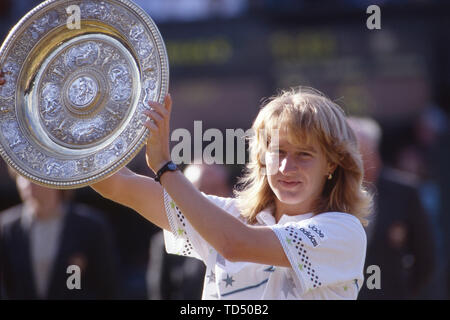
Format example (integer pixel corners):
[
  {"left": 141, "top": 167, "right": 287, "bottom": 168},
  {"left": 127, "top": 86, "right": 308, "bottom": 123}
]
[{"left": 143, "top": 94, "right": 173, "bottom": 174}]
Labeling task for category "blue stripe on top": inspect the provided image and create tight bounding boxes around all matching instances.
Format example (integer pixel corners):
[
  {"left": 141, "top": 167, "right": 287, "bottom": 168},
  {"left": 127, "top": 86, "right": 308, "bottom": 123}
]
[{"left": 221, "top": 278, "right": 269, "bottom": 297}]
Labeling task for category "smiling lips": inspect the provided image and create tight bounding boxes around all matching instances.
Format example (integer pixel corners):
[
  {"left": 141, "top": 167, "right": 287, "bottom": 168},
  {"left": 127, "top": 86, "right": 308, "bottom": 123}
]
[{"left": 278, "top": 179, "right": 301, "bottom": 188}]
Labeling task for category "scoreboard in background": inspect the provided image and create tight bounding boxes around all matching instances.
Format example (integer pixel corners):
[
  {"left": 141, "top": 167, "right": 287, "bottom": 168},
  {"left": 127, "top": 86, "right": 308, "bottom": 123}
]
[{"left": 158, "top": 10, "right": 441, "bottom": 133}]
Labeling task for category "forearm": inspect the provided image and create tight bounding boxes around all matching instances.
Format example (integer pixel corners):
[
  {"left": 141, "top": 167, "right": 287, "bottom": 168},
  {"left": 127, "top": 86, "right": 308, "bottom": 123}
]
[
  {"left": 160, "top": 169, "right": 247, "bottom": 259},
  {"left": 90, "top": 167, "right": 134, "bottom": 199},
  {"left": 90, "top": 167, "right": 170, "bottom": 230}
]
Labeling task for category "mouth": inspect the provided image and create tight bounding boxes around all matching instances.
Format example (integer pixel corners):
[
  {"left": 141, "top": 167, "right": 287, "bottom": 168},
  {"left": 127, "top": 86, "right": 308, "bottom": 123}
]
[{"left": 278, "top": 179, "right": 302, "bottom": 188}]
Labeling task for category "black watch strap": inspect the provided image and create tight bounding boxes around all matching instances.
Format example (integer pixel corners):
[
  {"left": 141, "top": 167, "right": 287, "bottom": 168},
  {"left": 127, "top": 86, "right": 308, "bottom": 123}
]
[{"left": 155, "top": 161, "right": 178, "bottom": 184}]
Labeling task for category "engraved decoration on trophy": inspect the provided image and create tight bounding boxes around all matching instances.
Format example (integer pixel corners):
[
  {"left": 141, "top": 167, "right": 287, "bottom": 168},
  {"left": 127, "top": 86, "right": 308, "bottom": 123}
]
[{"left": 0, "top": 0, "right": 169, "bottom": 188}]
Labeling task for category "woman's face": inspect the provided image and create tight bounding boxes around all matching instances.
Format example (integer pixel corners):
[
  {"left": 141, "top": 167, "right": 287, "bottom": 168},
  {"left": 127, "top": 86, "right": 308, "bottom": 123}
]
[{"left": 265, "top": 131, "right": 335, "bottom": 216}]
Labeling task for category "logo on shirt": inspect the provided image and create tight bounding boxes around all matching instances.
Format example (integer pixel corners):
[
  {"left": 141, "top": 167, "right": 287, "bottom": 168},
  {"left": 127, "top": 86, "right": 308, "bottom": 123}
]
[
  {"left": 299, "top": 228, "right": 319, "bottom": 247},
  {"left": 307, "top": 224, "right": 326, "bottom": 240}
]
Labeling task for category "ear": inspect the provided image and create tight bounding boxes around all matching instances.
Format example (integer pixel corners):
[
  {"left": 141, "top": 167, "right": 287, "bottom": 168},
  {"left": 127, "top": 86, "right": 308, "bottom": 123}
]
[{"left": 327, "top": 162, "right": 338, "bottom": 175}]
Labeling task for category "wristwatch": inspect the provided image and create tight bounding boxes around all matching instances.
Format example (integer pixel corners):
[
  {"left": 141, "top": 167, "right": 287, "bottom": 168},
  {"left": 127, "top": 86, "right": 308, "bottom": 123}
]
[{"left": 155, "top": 161, "right": 178, "bottom": 184}]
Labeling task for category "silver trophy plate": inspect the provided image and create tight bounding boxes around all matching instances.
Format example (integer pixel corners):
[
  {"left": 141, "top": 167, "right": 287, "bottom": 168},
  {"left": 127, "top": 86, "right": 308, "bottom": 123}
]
[{"left": 0, "top": 0, "right": 169, "bottom": 188}]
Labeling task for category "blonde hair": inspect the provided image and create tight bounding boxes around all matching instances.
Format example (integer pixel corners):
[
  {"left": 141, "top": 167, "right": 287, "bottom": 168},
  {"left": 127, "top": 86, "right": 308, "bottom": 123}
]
[{"left": 233, "top": 87, "right": 373, "bottom": 226}]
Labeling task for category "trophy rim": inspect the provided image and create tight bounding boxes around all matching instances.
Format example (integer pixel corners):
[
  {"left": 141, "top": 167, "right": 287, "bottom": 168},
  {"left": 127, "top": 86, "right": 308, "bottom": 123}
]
[{"left": 0, "top": 0, "right": 170, "bottom": 189}]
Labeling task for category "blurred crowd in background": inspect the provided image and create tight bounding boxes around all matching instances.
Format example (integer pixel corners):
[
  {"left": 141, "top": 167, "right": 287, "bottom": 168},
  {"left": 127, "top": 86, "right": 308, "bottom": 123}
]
[{"left": 1, "top": 0, "right": 450, "bottom": 299}]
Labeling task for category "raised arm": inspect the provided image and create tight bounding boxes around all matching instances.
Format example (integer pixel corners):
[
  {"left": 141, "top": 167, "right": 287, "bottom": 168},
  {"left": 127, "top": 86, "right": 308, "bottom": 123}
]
[
  {"left": 143, "top": 94, "right": 291, "bottom": 267},
  {"left": 91, "top": 166, "right": 169, "bottom": 231},
  {"left": 90, "top": 93, "right": 175, "bottom": 231}
]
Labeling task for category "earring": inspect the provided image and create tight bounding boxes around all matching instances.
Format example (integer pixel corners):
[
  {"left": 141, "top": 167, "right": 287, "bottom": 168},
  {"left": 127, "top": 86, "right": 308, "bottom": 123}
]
[{"left": 328, "top": 173, "right": 333, "bottom": 180}]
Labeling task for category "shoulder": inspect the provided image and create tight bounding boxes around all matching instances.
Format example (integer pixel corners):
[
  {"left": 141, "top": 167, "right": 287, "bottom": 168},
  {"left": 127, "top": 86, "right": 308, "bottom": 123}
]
[
  {"left": 288, "top": 211, "right": 367, "bottom": 250},
  {"left": 271, "top": 211, "right": 366, "bottom": 291},
  {"left": 312, "top": 212, "right": 366, "bottom": 237},
  {"left": 313, "top": 211, "right": 363, "bottom": 226}
]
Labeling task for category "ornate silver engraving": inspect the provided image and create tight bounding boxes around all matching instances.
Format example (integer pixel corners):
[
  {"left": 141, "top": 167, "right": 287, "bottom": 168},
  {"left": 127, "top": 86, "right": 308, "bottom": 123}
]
[
  {"left": 0, "top": 60, "right": 19, "bottom": 98},
  {"left": 29, "top": 11, "right": 60, "bottom": 40},
  {"left": 143, "top": 78, "right": 156, "bottom": 105},
  {"left": 81, "top": 1, "right": 112, "bottom": 21},
  {"left": 77, "top": 155, "right": 95, "bottom": 174},
  {"left": 109, "top": 64, "right": 132, "bottom": 101},
  {"left": 16, "top": 145, "right": 46, "bottom": 171},
  {"left": 68, "top": 76, "right": 98, "bottom": 107},
  {"left": 36, "top": 38, "right": 137, "bottom": 147},
  {"left": 94, "top": 137, "right": 127, "bottom": 167},
  {"left": 129, "top": 24, "right": 154, "bottom": 59},
  {"left": 70, "top": 116, "right": 106, "bottom": 143},
  {"left": 44, "top": 158, "right": 77, "bottom": 178},
  {"left": 0, "top": 0, "right": 169, "bottom": 188},
  {"left": 41, "top": 83, "right": 62, "bottom": 118},
  {"left": 1, "top": 120, "right": 25, "bottom": 151},
  {"left": 65, "top": 42, "right": 100, "bottom": 69}
]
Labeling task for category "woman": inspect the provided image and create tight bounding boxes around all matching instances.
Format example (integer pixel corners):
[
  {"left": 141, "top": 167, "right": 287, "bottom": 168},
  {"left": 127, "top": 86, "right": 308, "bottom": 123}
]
[{"left": 91, "top": 86, "right": 372, "bottom": 299}]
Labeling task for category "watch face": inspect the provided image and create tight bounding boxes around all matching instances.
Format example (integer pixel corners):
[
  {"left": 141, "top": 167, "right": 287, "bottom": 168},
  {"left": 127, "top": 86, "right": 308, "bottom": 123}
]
[{"left": 168, "top": 162, "right": 177, "bottom": 170}]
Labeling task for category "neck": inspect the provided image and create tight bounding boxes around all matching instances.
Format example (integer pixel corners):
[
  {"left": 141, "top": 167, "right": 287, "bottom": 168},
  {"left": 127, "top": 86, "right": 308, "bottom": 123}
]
[{"left": 274, "top": 198, "right": 315, "bottom": 222}]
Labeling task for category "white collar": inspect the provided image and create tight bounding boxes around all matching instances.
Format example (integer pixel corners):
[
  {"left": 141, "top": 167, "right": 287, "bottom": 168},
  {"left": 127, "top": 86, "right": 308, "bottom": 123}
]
[{"left": 256, "top": 208, "right": 315, "bottom": 226}]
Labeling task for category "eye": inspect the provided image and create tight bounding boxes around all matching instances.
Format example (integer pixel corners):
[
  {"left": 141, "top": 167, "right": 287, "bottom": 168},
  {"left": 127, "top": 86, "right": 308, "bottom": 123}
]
[{"left": 297, "top": 152, "right": 312, "bottom": 157}]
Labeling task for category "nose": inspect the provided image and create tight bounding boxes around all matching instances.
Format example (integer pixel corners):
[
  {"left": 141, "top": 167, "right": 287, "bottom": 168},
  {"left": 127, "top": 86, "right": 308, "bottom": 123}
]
[{"left": 279, "top": 153, "right": 298, "bottom": 175}]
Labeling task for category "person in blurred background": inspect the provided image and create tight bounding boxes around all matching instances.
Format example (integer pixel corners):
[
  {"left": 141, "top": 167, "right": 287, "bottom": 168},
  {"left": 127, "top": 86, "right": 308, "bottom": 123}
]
[
  {"left": 147, "top": 161, "right": 232, "bottom": 299},
  {"left": 0, "top": 169, "right": 119, "bottom": 299},
  {"left": 73, "top": 149, "right": 159, "bottom": 299},
  {"left": 348, "top": 117, "right": 436, "bottom": 300},
  {"left": 438, "top": 128, "right": 450, "bottom": 299},
  {"left": 394, "top": 106, "right": 449, "bottom": 299}
]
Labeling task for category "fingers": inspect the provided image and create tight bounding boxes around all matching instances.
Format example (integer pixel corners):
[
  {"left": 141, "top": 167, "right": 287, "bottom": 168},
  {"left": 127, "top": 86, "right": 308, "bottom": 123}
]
[
  {"left": 147, "top": 94, "right": 171, "bottom": 114},
  {"left": 148, "top": 100, "right": 166, "bottom": 112},
  {"left": 143, "top": 94, "right": 172, "bottom": 129},
  {"left": 143, "top": 119, "right": 158, "bottom": 131},
  {"left": 143, "top": 109, "right": 163, "bottom": 123}
]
